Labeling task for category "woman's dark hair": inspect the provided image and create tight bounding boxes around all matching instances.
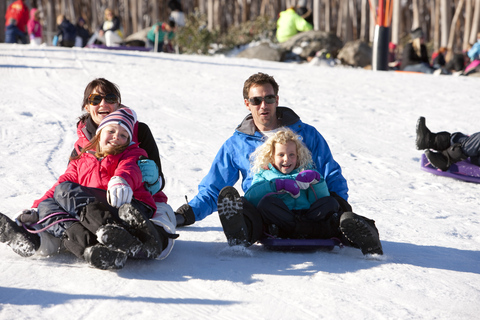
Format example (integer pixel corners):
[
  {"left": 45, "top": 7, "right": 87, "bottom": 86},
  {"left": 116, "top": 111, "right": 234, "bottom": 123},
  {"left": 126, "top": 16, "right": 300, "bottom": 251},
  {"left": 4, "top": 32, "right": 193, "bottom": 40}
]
[
  {"left": 81, "top": 78, "right": 121, "bottom": 111},
  {"left": 79, "top": 78, "right": 121, "bottom": 122}
]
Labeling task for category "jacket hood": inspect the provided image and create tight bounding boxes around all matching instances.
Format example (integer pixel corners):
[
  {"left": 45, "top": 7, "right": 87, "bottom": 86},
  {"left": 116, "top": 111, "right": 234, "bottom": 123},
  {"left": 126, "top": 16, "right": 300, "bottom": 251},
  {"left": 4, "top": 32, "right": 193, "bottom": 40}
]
[
  {"left": 30, "top": 8, "right": 37, "bottom": 19},
  {"left": 235, "top": 106, "right": 301, "bottom": 136}
]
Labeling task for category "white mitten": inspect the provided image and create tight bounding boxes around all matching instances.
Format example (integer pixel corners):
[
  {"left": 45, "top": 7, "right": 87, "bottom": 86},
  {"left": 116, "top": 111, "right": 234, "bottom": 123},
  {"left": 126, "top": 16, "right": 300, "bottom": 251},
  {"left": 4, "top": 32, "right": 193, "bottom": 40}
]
[{"left": 107, "top": 176, "right": 133, "bottom": 208}]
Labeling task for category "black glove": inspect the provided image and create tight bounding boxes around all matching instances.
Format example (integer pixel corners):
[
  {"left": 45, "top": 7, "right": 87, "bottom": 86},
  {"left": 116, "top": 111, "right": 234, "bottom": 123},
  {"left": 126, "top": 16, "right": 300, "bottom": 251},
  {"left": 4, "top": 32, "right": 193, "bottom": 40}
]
[
  {"left": 17, "top": 209, "right": 39, "bottom": 225},
  {"left": 175, "top": 204, "right": 195, "bottom": 227}
]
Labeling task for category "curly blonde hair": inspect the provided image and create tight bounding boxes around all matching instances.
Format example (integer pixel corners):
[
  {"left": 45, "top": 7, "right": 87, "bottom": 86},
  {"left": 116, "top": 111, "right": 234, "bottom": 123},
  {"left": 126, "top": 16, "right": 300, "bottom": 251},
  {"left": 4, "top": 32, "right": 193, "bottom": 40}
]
[{"left": 250, "top": 128, "right": 313, "bottom": 174}]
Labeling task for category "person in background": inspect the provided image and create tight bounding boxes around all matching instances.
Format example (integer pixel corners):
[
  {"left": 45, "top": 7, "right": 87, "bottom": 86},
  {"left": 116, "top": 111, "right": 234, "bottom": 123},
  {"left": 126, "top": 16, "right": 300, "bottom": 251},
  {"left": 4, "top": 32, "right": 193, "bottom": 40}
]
[
  {"left": 27, "top": 8, "right": 42, "bottom": 45},
  {"left": 54, "top": 15, "right": 77, "bottom": 47},
  {"left": 147, "top": 20, "right": 176, "bottom": 53},
  {"left": 97, "top": 8, "right": 123, "bottom": 47},
  {"left": 5, "top": 18, "right": 27, "bottom": 44},
  {"left": 5, "top": 0, "right": 29, "bottom": 36},
  {"left": 168, "top": 0, "right": 185, "bottom": 27},
  {"left": 401, "top": 27, "right": 434, "bottom": 74},
  {"left": 276, "top": 5, "right": 313, "bottom": 43},
  {"left": 75, "top": 17, "right": 91, "bottom": 47},
  {"left": 416, "top": 116, "right": 478, "bottom": 171}
]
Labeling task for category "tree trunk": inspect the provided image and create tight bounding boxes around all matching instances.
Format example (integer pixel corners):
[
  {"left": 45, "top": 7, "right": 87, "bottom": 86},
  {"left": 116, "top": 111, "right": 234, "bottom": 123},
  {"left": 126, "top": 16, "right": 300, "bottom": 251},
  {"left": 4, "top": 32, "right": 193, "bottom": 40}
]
[
  {"left": 464, "top": 0, "right": 472, "bottom": 50},
  {"left": 325, "top": 0, "right": 330, "bottom": 32},
  {"left": 313, "top": 0, "right": 320, "bottom": 31},
  {"left": 391, "top": 0, "right": 401, "bottom": 44},
  {"left": 447, "top": 0, "right": 464, "bottom": 61},
  {"left": 470, "top": 0, "right": 480, "bottom": 44}
]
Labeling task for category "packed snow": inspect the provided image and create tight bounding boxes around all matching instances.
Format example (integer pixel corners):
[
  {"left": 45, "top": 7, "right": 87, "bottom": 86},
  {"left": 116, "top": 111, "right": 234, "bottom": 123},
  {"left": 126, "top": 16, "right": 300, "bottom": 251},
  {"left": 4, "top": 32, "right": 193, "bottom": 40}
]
[{"left": 0, "top": 43, "right": 479, "bottom": 319}]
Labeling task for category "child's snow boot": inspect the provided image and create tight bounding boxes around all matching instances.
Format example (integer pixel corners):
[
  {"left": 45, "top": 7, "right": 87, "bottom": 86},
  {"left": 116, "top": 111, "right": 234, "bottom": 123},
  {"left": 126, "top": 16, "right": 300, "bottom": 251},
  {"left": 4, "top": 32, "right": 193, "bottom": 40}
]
[
  {"left": 416, "top": 117, "right": 450, "bottom": 151},
  {"left": 118, "top": 203, "right": 163, "bottom": 259},
  {"left": 84, "top": 243, "right": 127, "bottom": 270},
  {"left": 339, "top": 212, "right": 383, "bottom": 255},
  {"left": 217, "top": 186, "right": 250, "bottom": 247},
  {"left": 0, "top": 212, "right": 40, "bottom": 257}
]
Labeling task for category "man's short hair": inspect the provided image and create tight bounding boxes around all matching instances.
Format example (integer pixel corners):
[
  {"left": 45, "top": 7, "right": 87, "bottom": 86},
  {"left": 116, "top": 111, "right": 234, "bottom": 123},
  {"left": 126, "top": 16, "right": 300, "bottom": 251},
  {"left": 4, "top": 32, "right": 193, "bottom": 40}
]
[{"left": 243, "top": 72, "right": 279, "bottom": 99}]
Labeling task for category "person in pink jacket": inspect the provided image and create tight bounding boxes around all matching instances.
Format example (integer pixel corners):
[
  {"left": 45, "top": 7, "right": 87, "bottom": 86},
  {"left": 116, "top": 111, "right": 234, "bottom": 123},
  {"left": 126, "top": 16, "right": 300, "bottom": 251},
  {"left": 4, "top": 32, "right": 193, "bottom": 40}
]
[
  {"left": 0, "top": 108, "right": 177, "bottom": 270},
  {"left": 27, "top": 8, "right": 42, "bottom": 45}
]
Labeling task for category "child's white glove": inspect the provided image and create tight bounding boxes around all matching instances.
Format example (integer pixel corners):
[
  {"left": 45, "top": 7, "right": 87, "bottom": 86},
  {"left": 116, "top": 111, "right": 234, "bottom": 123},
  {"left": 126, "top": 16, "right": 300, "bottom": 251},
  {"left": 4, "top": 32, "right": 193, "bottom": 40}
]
[{"left": 107, "top": 176, "right": 133, "bottom": 208}]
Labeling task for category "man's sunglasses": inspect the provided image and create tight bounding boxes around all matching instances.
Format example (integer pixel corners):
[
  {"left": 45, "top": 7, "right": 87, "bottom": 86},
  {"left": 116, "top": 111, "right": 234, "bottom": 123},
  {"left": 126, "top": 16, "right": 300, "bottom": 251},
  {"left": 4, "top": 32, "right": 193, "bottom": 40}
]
[
  {"left": 248, "top": 95, "right": 277, "bottom": 106},
  {"left": 88, "top": 93, "right": 118, "bottom": 106}
]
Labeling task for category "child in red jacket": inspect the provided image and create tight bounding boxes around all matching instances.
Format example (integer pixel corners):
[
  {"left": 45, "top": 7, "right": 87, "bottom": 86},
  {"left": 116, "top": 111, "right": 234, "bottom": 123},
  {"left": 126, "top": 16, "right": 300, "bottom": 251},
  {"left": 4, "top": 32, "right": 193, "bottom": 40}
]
[{"left": 0, "top": 108, "right": 177, "bottom": 270}]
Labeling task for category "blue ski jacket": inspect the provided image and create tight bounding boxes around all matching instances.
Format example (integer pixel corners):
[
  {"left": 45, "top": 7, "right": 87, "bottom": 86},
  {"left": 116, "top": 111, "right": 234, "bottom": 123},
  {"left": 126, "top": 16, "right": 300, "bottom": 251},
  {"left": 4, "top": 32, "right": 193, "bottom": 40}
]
[{"left": 189, "top": 107, "right": 349, "bottom": 221}]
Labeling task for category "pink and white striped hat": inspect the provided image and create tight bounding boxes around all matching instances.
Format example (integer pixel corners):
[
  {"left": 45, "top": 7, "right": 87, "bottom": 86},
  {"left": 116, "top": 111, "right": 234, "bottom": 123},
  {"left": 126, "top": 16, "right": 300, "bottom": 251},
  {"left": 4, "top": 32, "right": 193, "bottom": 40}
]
[{"left": 96, "top": 108, "right": 137, "bottom": 139}]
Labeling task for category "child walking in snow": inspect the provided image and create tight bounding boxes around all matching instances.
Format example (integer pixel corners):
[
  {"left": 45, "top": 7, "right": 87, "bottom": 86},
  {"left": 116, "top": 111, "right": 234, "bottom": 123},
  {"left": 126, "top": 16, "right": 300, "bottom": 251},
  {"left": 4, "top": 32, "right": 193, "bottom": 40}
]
[
  {"left": 0, "top": 108, "right": 177, "bottom": 270},
  {"left": 219, "top": 128, "right": 383, "bottom": 255}
]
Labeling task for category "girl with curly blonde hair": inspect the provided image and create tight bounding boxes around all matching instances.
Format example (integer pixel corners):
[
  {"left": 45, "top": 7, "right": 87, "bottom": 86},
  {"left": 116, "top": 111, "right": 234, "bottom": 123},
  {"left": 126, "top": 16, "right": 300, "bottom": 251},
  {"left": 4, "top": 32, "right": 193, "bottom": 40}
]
[{"left": 244, "top": 128, "right": 347, "bottom": 240}]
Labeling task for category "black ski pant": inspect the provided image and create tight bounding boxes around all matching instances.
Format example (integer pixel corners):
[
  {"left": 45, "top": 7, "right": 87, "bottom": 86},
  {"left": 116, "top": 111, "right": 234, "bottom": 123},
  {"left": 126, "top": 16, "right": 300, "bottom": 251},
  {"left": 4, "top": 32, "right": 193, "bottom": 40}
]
[
  {"left": 256, "top": 196, "right": 343, "bottom": 239},
  {"left": 451, "top": 132, "right": 480, "bottom": 165},
  {"left": 37, "top": 181, "right": 153, "bottom": 258}
]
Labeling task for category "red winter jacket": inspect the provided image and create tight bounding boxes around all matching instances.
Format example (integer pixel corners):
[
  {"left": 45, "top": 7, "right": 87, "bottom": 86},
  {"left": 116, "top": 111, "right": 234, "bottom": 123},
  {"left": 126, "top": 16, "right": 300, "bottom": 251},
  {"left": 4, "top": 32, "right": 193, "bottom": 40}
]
[
  {"left": 32, "top": 144, "right": 156, "bottom": 211},
  {"left": 74, "top": 116, "right": 168, "bottom": 203},
  {"left": 5, "top": 0, "right": 29, "bottom": 33}
]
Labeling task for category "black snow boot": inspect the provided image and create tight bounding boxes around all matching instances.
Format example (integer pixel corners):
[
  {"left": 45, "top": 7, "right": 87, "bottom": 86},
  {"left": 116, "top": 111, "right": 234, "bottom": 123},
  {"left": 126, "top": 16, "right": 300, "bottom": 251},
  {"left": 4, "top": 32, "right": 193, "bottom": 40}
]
[
  {"left": 217, "top": 186, "right": 250, "bottom": 247},
  {"left": 425, "top": 143, "right": 468, "bottom": 171},
  {"left": 118, "top": 203, "right": 163, "bottom": 259},
  {"left": 0, "top": 212, "right": 40, "bottom": 257},
  {"left": 339, "top": 212, "right": 383, "bottom": 255},
  {"left": 416, "top": 117, "right": 451, "bottom": 151},
  {"left": 84, "top": 243, "right": 127, "bottom": 270},
  {"left": 96, "top": 224, "right": 143, "bottom": 257}
]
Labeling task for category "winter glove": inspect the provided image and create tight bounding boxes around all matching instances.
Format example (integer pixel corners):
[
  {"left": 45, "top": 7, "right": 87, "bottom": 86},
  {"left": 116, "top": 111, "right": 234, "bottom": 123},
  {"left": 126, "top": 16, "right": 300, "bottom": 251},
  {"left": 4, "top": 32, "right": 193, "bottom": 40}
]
[
  {"left": 275, "top": 179, "right": 300, "bottom": 198},
  {"left": 175, "top": 203, "right": 196, "bottom": 226},
  {"left": 107, "top": 176, "right": 133, "bottom": 208},
  {"left": 138, "top": 158, "right": 161, "bottom": 195},
  {"left": 295, "top": 170, "right": 322, "bottom": 189},
  {"left": 16, "top": 208, "right": 39, "bottom": 226}
]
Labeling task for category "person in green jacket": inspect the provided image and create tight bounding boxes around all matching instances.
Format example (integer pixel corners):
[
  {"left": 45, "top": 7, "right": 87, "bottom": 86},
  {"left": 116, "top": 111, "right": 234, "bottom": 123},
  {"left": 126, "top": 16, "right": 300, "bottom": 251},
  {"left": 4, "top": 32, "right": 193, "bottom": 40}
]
[
  {"left": 276, "top": 7, "right": 313, "bottom": 43},
  {"left": 147, "top": 20, "right": 176, "bottom": 52}
]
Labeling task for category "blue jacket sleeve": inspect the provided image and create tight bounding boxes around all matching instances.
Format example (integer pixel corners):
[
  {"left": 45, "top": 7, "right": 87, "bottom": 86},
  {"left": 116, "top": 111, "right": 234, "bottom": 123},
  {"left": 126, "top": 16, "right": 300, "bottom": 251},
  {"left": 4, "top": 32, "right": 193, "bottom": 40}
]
[
  {"left": 300, "top": 124, "right": 349, "bottom": 201},
  {"left": 189, "top": 139, "right": 241, "bottom": 221}
]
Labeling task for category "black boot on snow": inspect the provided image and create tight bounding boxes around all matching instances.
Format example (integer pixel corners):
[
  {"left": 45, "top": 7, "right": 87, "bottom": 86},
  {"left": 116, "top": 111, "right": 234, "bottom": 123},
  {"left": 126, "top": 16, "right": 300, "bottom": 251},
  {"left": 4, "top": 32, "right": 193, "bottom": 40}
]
[
  {"left": 0, "top": 212, "right": 40, "bottom": 257},
  {"left": 416, "top": 117, "right": 451, "bottom": 151},
  {"left": 339, "top": 212, "right": 383, "bottom": 255},
  {"left": 84, "top": 243, "right": 127, "bottom": 270},
  {"left": 217, "top": 186, "right": 250, "bottom": 247},
  {"left": 96, "top": 224, "right": 143, "bottom": 257},
  {"left": 118, "top": 203, "right": 163, "bottom": 259},
  {"left": 425, "top": 143, "right": 468, "bottom": 171}
]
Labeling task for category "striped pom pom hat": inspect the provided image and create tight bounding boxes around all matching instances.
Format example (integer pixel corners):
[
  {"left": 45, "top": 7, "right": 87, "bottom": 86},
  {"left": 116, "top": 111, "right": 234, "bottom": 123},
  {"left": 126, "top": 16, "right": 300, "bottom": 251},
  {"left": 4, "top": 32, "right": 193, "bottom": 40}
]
[{"left": 96, "top": 108, "right": 137, "bottom": 140}]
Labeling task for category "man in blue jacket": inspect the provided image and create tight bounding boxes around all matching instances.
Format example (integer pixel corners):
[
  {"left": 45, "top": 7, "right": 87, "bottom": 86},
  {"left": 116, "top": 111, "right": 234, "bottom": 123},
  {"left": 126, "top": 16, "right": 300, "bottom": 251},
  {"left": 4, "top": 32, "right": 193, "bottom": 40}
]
[{"left": 176, "top": 72, "right": 382, "bottom": 255}]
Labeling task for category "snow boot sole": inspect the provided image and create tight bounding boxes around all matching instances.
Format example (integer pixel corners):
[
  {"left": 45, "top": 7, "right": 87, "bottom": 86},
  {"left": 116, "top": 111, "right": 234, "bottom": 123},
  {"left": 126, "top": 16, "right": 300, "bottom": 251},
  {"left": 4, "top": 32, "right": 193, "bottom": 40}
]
[
  {"left": 84, "top": 244, "right": 127, "bottom": 270},
  {"left": 340, "top": 212, "right": 383, "bottom": 255},
  {"left": 0, "top": 212, "right": 39, "bottom": 257},
  {"left": 217, "top": 186, "right": 250, "bottom": 247}
]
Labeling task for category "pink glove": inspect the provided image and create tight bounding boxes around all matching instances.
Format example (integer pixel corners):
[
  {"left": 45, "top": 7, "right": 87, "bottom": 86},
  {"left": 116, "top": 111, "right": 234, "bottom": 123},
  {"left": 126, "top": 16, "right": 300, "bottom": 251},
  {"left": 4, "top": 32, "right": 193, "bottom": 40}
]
[
  {"left": 295, "top": 170, "right": 321, "bottom": 189},
  {"left": 275, "top": 179, "right": 300, "bottom": 198}
]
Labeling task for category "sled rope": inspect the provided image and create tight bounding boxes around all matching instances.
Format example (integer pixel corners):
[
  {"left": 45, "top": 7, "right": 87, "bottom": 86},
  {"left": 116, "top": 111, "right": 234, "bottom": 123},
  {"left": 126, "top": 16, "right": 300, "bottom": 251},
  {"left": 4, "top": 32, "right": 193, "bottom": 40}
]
[{"left": 22, "top": 212, "right": 79, "bottom": 234}]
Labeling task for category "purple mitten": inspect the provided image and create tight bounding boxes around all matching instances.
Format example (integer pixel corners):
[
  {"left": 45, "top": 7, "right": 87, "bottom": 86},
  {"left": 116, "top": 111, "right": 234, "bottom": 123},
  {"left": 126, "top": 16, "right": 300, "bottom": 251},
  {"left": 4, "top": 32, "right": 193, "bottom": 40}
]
[
  {"left": 275, "top": 179, "right": 300, "bottom": 198},
  {"left": 295, "top": 170, "right": 321, "bottom": 189}
]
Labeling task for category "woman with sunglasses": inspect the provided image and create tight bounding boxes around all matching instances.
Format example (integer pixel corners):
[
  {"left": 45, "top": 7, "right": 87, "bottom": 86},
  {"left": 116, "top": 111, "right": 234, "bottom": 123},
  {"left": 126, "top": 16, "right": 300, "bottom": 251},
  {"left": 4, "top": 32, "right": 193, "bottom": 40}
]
[{"left": 15, "top": 78, "right": 175, "bottom": 258}]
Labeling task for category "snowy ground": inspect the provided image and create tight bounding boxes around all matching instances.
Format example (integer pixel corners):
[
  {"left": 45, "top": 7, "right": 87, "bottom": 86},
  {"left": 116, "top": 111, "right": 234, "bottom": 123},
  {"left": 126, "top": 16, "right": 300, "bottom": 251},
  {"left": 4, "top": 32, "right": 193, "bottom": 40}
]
[{"left": 0, "top": 43, "right": 479, "bottom": 320}]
